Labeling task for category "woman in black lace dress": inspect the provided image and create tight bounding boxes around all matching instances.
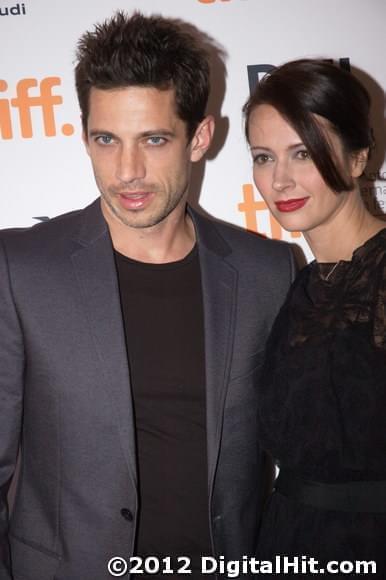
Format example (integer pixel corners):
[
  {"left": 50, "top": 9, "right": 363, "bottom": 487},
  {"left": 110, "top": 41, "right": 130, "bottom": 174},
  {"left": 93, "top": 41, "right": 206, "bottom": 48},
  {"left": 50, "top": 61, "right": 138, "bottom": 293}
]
[{"left": 244, "top": 60, "right": 386, "bottom": 576}]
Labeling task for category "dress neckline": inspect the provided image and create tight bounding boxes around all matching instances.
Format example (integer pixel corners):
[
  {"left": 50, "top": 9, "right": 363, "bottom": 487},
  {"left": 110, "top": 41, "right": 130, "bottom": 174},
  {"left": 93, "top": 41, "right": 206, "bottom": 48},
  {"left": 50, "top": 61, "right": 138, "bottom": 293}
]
[{"left": 313, "top": 227, "right": 386, "bottom": 283}]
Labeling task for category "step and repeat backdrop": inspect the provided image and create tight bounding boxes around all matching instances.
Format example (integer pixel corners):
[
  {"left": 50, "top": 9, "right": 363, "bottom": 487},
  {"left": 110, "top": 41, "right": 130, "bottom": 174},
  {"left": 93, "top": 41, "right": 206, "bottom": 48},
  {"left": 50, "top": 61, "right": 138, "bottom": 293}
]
[{"left": 1, "top": 0, "right": 386, "bottom": 260}]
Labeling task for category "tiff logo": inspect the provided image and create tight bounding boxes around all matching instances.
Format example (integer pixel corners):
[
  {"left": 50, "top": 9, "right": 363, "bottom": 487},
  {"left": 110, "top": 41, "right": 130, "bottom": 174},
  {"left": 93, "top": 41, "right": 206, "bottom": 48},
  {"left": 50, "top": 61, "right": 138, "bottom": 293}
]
[
  {"left": 0, "top": 3, "right": 26, "bottom": 16},
  {"left": 0, "top": 78, "right": 74, "bottom": 139}
]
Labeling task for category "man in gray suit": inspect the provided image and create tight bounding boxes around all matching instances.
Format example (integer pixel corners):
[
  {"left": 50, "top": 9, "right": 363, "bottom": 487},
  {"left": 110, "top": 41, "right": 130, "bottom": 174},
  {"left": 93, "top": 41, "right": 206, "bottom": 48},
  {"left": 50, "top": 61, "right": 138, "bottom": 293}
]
[{"left": 0, "top": 12, "right": 294, "bottom": 580}]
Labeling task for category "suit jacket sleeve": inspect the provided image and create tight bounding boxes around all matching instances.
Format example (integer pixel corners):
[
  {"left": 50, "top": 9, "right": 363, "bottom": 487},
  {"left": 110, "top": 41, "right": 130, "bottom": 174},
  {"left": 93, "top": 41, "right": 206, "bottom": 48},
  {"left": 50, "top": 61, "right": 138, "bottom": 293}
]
[{"left": 0, "top": 237, "right": 25, "bottom": 578}]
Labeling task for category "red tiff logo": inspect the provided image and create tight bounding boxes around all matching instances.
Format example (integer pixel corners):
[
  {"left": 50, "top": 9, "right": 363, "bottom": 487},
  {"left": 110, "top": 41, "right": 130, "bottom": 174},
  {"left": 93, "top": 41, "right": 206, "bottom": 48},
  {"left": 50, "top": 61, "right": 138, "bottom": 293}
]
[
  {"left": 0, "top": 77, "right": 74, "bottom": 139},
  {"left": 198, "top": 0, "right": 231, "bottom": 3}
]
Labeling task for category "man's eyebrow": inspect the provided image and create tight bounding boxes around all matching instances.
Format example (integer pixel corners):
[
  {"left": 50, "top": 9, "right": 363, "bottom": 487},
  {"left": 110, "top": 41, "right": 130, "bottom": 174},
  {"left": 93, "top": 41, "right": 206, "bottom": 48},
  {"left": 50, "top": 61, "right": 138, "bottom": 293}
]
[
  {"left": 88, "top": 129, "right": 116, "bottom": 138},
  {"left": 87, "top": 129, "right": 176, "bottom": 139},
  {"left": 139, "top": 129, "right": 176, "bottom": 138}
]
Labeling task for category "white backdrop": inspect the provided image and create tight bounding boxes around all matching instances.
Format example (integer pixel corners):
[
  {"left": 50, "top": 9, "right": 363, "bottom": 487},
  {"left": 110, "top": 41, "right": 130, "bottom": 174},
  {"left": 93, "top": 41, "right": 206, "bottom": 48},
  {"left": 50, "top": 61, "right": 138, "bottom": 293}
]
[{"left": 1, "top": 0, "right": 386, "bottom": 261}]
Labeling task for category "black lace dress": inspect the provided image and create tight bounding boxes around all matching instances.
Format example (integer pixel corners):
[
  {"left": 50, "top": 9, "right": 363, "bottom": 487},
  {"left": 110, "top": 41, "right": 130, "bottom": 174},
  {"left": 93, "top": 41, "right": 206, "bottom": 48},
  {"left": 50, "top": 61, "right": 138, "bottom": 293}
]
[{"left": 256, "top": 229, "right": 386, "bottom": 576}]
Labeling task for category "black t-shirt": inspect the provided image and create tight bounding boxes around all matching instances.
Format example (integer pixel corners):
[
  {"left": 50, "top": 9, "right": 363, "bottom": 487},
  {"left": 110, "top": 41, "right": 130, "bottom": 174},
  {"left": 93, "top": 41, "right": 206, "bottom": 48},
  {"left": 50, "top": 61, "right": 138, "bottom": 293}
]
[{"left": 115, "top": 245, "right": 212, "bottom": 575}]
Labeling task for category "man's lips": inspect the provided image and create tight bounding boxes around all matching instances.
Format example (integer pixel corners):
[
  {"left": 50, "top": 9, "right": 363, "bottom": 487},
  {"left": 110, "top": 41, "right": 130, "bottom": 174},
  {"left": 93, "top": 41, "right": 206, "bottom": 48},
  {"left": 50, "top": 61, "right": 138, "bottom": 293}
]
[
  {"left": 117, "top": 191, "right": 155, "bottom": 210},
  {"left": 275, "top": 197, "right": 309, "bottom": 213}
]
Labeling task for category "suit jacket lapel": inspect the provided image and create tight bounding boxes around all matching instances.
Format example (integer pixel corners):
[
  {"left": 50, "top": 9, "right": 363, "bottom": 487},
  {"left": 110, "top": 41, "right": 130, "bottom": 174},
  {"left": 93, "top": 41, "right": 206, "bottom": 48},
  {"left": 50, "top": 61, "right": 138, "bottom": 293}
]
[
  {"left": 70, "top": 200, "right": 137, "bottom": 487},
  {"left": 190, "top": 209, "right": 238, "bottom": 490}
]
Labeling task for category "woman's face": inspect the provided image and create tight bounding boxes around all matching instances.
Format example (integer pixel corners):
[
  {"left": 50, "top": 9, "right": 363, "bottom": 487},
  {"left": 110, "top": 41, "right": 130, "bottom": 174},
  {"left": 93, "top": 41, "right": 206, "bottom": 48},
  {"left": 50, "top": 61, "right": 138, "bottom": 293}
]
[{"left": 247, "top": 104, "right": 362, "bottom": 235}]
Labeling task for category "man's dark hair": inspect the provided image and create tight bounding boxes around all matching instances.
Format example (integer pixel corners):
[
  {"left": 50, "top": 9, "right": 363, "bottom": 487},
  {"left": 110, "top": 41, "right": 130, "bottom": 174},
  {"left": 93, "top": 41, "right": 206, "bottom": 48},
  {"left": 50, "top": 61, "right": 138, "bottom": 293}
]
[
  {"left": 243, "top": 59, "right": 372, "bottom": 192},
  {"left": 75, "top": 11, "right": 210, "bottom": 141}
]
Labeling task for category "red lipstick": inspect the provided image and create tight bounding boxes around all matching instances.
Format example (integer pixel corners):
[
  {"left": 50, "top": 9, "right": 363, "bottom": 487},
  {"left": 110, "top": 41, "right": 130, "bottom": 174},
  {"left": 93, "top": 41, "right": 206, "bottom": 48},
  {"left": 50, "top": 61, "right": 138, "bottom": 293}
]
[{"left": 275, "top": 197, "right": 309, "bottom": 212}]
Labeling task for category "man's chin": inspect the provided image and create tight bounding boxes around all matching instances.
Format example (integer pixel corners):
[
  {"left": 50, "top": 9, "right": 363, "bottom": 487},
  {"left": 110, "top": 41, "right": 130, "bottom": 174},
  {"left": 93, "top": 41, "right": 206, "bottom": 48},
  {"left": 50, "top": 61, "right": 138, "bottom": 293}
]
[{"left": 112, "top": 208, "right": 169, "bottom": 230}]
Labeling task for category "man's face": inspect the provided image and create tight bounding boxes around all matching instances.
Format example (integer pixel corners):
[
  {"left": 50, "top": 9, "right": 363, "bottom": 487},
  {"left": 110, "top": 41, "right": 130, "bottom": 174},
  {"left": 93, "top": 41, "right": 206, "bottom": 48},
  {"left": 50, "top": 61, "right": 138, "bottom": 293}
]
[{"left": 84, "top": 86, "right": 210, "bottom": 230}]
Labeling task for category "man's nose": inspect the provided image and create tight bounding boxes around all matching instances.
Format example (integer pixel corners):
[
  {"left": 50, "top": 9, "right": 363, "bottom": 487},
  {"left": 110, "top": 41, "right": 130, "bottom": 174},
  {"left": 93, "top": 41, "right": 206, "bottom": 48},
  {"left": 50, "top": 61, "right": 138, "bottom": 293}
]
[{"left": 116, "top": 145, "right": 146, "bottom": 183}]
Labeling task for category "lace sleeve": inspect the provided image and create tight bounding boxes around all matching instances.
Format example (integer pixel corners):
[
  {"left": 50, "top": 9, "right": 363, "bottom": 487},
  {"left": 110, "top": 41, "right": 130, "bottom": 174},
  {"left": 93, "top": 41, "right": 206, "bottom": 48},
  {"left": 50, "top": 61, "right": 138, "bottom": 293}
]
[{"left": 374, "top": 259, "right": 386, "bottom": 350}]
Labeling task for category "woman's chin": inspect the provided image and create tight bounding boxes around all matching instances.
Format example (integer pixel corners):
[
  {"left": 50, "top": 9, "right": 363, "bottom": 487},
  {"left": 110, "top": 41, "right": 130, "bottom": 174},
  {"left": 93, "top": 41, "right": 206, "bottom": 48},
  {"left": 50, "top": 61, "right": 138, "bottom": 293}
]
[{"left": 273, "top": 214, "right": 307, "bottom": 235}]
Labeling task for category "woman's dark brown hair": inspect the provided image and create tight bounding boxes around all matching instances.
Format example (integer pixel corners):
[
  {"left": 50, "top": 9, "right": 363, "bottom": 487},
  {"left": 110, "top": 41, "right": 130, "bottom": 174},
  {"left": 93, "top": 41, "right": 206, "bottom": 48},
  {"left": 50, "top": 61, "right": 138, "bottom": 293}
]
[{"left": 243, "top": 59, "right": 372, "bottom": 192}]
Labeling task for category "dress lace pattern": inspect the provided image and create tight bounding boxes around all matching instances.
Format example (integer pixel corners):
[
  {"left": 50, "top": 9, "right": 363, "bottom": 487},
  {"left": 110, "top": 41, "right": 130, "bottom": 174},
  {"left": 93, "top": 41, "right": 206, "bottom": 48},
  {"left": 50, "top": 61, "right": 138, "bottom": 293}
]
[{"left": 256, "top": 229, "right": 386, "bottom": 571}]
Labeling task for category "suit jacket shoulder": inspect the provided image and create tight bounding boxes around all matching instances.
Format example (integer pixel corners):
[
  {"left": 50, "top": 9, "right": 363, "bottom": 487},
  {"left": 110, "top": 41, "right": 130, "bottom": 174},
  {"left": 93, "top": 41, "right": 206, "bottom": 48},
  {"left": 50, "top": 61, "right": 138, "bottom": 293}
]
[
  {"left": 0, "top": 200, "right": 105, "bottom": 263},
  {"left": 190, "top": 207, "right": 296, "bottom": 303}
]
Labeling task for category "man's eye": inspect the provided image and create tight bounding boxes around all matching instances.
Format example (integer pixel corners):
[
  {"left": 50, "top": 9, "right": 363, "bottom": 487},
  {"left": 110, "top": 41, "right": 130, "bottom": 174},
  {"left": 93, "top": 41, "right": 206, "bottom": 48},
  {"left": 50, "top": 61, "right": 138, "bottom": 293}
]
[
  {"left": 95, "top": 135, "right": 113, "bottom": 145},
  {"left": 253, "top": 153, "right": 271, "bottom": 165},
  {"left": 147, "top": 136, "right": 167, "bottom": 146}
]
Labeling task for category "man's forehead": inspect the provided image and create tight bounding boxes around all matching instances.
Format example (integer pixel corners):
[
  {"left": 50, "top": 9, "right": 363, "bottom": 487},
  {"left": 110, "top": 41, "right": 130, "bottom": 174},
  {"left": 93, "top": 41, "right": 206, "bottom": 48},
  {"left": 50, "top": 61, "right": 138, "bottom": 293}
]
[
  {"left": 88, "top": 85, "right": 177, "bottom": 108},
  {"left": 86, "top": 85, "right": 185, "bottom": 132}
]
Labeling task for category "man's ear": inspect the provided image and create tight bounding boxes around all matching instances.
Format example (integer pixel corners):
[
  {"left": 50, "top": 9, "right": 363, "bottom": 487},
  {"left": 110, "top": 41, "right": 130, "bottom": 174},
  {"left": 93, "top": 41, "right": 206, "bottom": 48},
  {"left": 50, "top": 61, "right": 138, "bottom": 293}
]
[
  {"left": 351, "top": 148, "right": 369, "bottom": 178},
  {"left": 190, "top": 115, "right": 215, "bottom": 162}
]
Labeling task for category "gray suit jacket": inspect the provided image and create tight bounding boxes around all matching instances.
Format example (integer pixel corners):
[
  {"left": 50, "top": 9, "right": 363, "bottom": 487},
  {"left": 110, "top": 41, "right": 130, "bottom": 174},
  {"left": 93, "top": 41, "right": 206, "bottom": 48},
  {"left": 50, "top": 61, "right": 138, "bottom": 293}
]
[{"left": 0, "top": 200, "right": 294, "bottom": 579}]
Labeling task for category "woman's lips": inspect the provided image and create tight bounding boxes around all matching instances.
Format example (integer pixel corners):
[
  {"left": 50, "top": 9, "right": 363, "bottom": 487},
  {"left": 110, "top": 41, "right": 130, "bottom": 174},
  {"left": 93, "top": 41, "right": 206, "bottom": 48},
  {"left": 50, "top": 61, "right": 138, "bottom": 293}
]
[{"left": 275, "top": 197, "right": 309, "bottom": 213}]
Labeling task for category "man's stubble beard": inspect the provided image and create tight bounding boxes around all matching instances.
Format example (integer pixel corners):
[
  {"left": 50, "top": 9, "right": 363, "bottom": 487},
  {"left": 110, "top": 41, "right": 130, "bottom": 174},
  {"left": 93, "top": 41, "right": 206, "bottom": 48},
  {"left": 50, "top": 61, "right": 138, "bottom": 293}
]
[{"left": 99, "top": 184, "right": 189, "bottom": 230}]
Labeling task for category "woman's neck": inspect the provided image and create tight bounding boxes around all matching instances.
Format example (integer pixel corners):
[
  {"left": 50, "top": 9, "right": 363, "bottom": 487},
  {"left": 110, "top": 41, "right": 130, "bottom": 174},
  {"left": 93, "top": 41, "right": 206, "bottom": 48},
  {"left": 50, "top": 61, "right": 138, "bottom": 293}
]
[{"left": 304, "top": 191, "right": 385, "bottom": 263}]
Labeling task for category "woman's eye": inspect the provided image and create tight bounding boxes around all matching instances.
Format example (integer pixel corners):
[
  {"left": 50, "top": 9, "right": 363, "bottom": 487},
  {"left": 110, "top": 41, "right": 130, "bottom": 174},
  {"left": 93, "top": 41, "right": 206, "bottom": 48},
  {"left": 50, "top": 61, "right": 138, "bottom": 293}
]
[
  {"left": 296, "top": 149, "right": 310, "bottom": 160},
  {"left": 253, "top": 153, "right": 271, "bottom": 165}
]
